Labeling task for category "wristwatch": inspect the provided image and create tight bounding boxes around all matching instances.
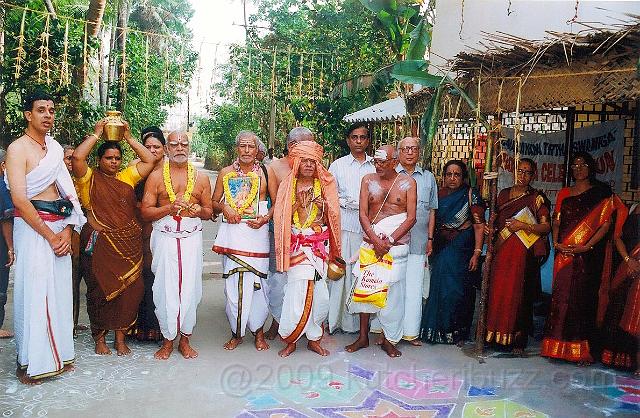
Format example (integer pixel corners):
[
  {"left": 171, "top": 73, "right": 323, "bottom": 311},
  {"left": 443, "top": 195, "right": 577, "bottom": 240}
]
[{"left": 388, "top": 235, "right": 395, "bottom": 244}]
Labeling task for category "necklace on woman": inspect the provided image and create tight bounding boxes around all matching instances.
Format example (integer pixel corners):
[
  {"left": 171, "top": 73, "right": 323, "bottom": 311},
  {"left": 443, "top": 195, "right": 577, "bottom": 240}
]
[{"left": 25, "top": 132, "right": 46, "bottom": 150}]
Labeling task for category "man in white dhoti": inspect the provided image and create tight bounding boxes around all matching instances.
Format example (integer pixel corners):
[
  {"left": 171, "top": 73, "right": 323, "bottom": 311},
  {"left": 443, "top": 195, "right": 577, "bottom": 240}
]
[
  {"left": 141, "top": 132, "right": 212, "bottom": 360},
  {"left": 273, "top": 141, "right": 341, "bottom": 357},
  {"left": 6, "top": 91, "right": 85, "bottom": 384},
  {"left": 328, "top": 123, "right": 375, "bottom": 334},
  {"left": 264, "top": 127, "right": 315, "bottom": 340},
  {"left": 212, "top": 131, "right": 276, "bottom": 351},
  {"left": 395, "top": 137, "right": 437, "bottom": 345},
  {"left": 345, "top": 145, "right": 416, "bottom": 357}
]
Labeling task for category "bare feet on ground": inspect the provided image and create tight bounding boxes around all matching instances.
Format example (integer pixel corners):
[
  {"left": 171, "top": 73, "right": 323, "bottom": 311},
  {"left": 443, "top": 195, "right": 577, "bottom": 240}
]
[
  {"left": 408, "top": 339, "right": 423, "bottom": 346},
  {"left": 254, "top": 330, "right": 269, "bottom": 351},
  {"left": 345, "top": 336, "right": 369, "bottom": 353},
  {"left": 278, "top": 342, "right": 296, "bottom": 357},
  {"left": 307, "top": 340, "right": 329, "bottom": 356},
  {"left": 265, "top": 321, "right": 279, "bottom": 340},
  {"left": 456, "top": 340, "right": 465, "bottom": 348},
  {"left": 374, "top": 334, "right": 383, "bottom": 345},
  {"left": 94, "top": 337, "right": 112, "bottom": 355},
  {"left": 154, "top": 339, "right": 174, "bottom": 360},
  {"left": 16, "top": 368, "right": 42, "bottom": 385},
  {"left": 74, "top": 324, "right": 88, "bottom": 331},
  {"left": 178, "top": 336, "right": 198, "bottom": 359},
  {"left": 63, "top": 363, "right": 75, "bottom": 373},
  {"left": 0, "top": 329, "right": 14, "bottom": 338},
  {"left": 114, "top": 341, "right": 131, "bottom": 356},
  {"left": 224, "top": 336, "right": 243, "bottom": 350},
  {"left": 381, "top": 338, "right": 402, "bottom": 357}
]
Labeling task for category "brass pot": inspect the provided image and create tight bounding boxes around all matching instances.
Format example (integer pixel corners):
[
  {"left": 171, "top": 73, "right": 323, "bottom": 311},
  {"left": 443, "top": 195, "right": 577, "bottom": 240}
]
[
  {"left": 103, "top": 110, "right": 125, "bottom": 142},
  {"left": 327, "top": 257, "right": 346, "bottom": 281}
]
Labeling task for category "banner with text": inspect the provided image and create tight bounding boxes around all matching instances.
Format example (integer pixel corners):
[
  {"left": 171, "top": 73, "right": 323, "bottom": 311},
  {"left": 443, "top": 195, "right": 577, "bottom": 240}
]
[{"left": 499, "top": 120, "right": 625, "bottom": 205}]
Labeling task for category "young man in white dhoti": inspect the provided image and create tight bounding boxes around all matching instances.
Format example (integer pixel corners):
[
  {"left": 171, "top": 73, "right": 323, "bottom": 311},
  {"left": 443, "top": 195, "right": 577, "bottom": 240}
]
[
  {"left": 345, "top": 145, "right": 416, "bottom": 357},
  {"left": 141, "top": 132, "right": 212, "bottom": 360},
  {"left": 264, "top": 127, "right": 316, "bottom": 341},
  {"left": 212, "top": 131, "right": 277, "bottom": 351},
  {"left": 273, "top": 141, "right": 342, "bottom": 357},
  {"left": 394, "top": 137, "right": 437, "bottom": 345},
  {"left": 6, "top": 91, "right": 86, "bottom": 384},
  {"left": 328, "top": 123, "right": 375, "bottom": 334}
]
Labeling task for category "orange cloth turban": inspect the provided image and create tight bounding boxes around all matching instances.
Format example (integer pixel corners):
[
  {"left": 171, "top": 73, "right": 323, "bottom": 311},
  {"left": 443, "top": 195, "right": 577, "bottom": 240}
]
[{"left": 274, "top": 141, "right": 341, "bottom": 272}]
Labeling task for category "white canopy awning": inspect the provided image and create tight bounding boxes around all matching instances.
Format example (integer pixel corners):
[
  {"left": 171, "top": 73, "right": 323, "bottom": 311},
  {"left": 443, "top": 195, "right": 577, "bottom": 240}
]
[{"left": 343, "top": 97, "right": 406, "bottom": 123}]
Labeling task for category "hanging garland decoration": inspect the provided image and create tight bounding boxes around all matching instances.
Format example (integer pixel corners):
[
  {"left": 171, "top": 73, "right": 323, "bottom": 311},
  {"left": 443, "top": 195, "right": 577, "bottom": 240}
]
[
  {"left": 13, "top": 9, "right": 26, "bottom": 80},
  {"left": 144, "top": 35, "right": 150, "bottom": 98},
  {"left": 292, "top": 178, "right": 322, "bottom": 229},
  {"left": 309, "top": 53, "right": 315, "bottom": 97},
  {"left": 59, "top": 20, "right": 70, "bottom": 86},
  {"left": 118, "top": 28, "right": 128, "bottom": 109},
  {"left": 163, "top": 161, "right": 196, "bottom": 204},
  {"left": 270, "top": 47, "right": 277, "bottom": 99},
  {"left": 37, "top": 13, "right": 52, "bottom": 85},
  {"left": 82, "top": 18, "right": 88, "bottom": 83},
  {"left": 298, "top": 53, "right": 304, "bottom": 97}
]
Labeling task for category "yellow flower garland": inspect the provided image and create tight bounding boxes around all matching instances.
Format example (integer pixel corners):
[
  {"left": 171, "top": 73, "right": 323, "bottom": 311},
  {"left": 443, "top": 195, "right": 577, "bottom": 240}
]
[
  {"left": 292, "top": 178, "right": 322, "bottom": 229},
  {"left": 223, "top": 171, "right": 260, "bottom": 215},
  {"left": 163, "top": 161, "right": 195, "bottom": 203}
]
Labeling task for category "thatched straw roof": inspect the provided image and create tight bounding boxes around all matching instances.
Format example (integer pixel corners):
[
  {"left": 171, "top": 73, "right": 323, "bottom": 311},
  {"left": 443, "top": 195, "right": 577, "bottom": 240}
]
[{"left": 450, "top": 14, "right": 640, "bottom": 113}]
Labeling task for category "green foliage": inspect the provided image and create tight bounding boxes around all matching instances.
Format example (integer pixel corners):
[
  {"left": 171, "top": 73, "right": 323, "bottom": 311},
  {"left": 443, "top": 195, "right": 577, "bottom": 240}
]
[
  {"left": 0, "top": 0, "right": 196, "bottom": 149},
  {"left": 198, "top": 0, "right": 393, "bottom": 163}
]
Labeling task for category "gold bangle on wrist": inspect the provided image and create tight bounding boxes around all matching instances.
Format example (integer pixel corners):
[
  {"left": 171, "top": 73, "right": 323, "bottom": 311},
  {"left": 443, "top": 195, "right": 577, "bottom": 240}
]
[{"left": 474, "top": 248, "right": 482, "bottom": 253}]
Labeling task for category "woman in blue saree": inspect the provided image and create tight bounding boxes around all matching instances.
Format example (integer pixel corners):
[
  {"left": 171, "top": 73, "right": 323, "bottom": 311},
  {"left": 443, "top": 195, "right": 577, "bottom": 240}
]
[{"left": 421, "top": 160, "right": 485, "bottom": 345}]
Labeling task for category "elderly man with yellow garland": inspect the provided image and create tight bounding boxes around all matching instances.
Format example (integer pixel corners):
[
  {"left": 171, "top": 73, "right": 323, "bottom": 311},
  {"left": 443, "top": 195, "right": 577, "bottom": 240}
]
[
  {"left": 212, "top": 131, "right": 277, "bottom": 351},
  {"left": 273, "top": 141, "right": 341, "bottom": 357},
  {"left": 141, "top": 132, "right": 212, "bottom": 360}
]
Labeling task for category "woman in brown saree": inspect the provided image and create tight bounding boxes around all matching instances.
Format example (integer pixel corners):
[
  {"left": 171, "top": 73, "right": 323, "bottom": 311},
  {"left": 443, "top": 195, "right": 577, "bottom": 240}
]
[
  {"left": 542, "top": 151, "right": 615, "bottom": 365},
  {"left": 72, "top": 118, "right": 155, "bottom": 356}
]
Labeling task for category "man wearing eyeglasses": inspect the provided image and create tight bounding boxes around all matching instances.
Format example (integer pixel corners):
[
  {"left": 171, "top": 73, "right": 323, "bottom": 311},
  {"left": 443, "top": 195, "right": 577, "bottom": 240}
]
[
  {"left": 346, "top": 144, "right": 416, "bottom": 357},
  {"left": 382, "top": 137, "right": 437, "bottom": 347},
  {"left": 327, "top": 123, "right": 375, "bottom": 334}
]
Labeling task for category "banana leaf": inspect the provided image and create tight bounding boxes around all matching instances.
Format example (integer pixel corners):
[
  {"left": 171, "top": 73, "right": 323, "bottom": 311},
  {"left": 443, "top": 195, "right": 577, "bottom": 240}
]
[
  {"left": 420, "top": 84, "right": 444, "bottom": 170},
  {"left": 407, "top": 19, "right": 431, "bottom": 60}
]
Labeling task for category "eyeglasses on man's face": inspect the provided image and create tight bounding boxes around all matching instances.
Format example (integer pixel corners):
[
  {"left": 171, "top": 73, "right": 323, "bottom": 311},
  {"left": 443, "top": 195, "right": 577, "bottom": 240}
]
[
  {"left": 400, "top": 146, "right": 419, "bottom": 153},
  {"left": 571, "top": 163, "right": 588, "bottom": 170}
]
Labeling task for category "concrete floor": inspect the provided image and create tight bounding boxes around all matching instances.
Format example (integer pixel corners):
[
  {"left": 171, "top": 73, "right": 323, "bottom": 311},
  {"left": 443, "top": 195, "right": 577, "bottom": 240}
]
[{"left": 0, "top": 170, "right": 638, "bottom": 417}]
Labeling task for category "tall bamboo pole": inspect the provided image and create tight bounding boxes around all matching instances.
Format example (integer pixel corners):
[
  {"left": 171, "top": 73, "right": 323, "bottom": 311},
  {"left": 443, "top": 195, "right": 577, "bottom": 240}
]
[{"left": 474, "top": 119, "right": 501, "bottom": 361}]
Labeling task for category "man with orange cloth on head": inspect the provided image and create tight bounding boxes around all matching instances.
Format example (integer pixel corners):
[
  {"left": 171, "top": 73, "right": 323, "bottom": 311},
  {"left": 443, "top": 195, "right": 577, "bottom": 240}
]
[{"left": 274, "top": 141, "right": 341, "bottom": 357}]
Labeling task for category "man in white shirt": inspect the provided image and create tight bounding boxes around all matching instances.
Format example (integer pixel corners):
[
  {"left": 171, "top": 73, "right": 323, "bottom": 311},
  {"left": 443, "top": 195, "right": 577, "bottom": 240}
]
[{"left": 327, "top": 123, "right": 375, "bottom": 334}]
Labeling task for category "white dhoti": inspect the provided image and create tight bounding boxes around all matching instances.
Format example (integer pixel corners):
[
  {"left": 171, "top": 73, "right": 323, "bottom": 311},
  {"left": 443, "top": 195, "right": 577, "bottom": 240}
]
[
  {"left": 279, "top": 227, "right": 330, "bottom": 343},
  {"left": 327, "top": 230, "right": 361, "bottom": 333},
  {"left": 14, "top": 218, "right": 75, "bottom": 378},
  {"left": 9, "top": 137, "right": 85, "bottom": 379},
  {"left": 348, "top": 213, "right": 409, "bottom": 344},
  {"left": 214, "top": 205, "right": 270, "bottom": 337},
  {"left": 151, "top": 215, "right": 203, "bottom": 340},
  {"left": 401, "top": 253, "right": 426, "bottom": 341}
]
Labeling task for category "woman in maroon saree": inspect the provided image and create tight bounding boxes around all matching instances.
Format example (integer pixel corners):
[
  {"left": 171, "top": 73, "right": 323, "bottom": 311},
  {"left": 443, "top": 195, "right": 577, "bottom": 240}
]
[
  {"left": 485, "top": 159, "right": 551, "bottom": 355},
  {"left": 600, "top": 202, "right": 640, "bottom": 375},
  {"left": 542, "top": 152, "right": 615, "bottom": 365}
]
